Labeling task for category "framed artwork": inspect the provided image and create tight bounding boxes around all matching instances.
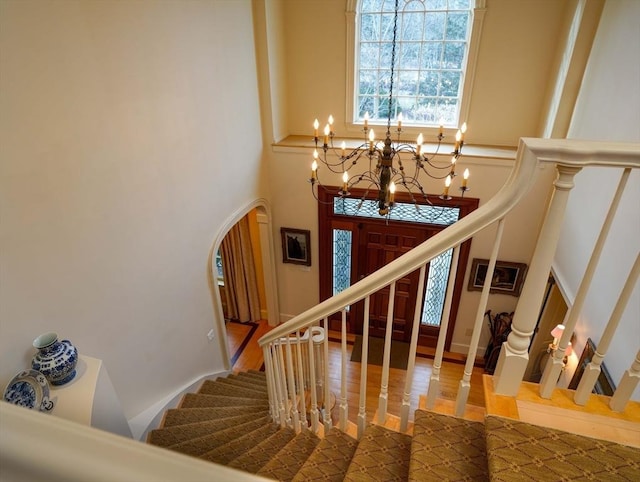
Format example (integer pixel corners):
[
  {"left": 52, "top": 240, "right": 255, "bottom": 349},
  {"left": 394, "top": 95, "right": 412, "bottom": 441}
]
[
  {"left": 467, "top": 258, "right": 528, "bottom": 297},
  {"left": 568, "top": 337, "right": 615, "bottom": 396},
  {"left": 281, "top": 228, "right": 311, "bottom": 266}
]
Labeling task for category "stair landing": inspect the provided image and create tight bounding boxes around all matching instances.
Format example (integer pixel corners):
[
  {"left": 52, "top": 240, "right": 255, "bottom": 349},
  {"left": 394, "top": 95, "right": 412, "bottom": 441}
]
[{"left": 483, "top": 374, "right": 640, "bottom": 448}]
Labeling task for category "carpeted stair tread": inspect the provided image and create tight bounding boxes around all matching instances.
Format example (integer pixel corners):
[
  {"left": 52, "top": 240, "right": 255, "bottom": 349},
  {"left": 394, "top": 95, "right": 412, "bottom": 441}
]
[
  {"left": 409, "top": 409, "right": 488, "bottom": 482},
  {"left": 485, "top": 415, "right": 640, "bottom": 481},
  {"left": 292, "top": 427, "right": 359, "bottom": 482},
  {"left": 257, "top": 429, "right": 321, "bottom": 482},
  {"left": 247, "top": 369, "right": 266, "bottom": 377},
  {"left": 234, "top": 372, "right": 268, "bottom": 386},
  {"left": 167, "top": 415, "right": 272, "bottom": 457},
  {"left": 180, "top": 392, "right": 269, "bottom": 409},
  {"left": 149, "top": 413, "right": 267, "bottom": 447},
  {"left": 215, "top": 376, "right": 269, "bottom": 393},
  {"left": 162, "top": 406, "right": 269, "bottom": 427},
  {"left": 200, "top": 421, "right": 280, "bottom": 465},
  {"left": 198, "top": 379, "right": 268, "bottom": 399},
  {"left": 344, "top": 424, "right": 411, "bottom": 482},
  {"left": 227, "top": 427, "right": 297, "bottom": 474}
]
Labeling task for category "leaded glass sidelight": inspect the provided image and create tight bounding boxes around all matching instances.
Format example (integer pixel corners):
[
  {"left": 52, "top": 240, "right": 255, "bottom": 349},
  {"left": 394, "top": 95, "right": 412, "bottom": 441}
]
[
  {"left": 333, "top": 229, "right": 353, "bottom": 296},
  {"left": 422, "top": 248, "right": 453, "bottom": 326}
]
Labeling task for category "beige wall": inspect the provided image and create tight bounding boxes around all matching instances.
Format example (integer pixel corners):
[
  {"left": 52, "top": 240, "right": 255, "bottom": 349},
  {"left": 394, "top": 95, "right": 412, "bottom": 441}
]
[
  {"left": 280, "top": 0, "right": 569, "bottom": 146},
  {"left": 0, "top": 0, "right": 265, "bottom": 419}
]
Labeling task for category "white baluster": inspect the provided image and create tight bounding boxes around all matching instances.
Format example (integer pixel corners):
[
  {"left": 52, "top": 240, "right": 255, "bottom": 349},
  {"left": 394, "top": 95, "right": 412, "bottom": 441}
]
[
  {"left": 575, "top": 253, "right": 640, "bottom": 405},
  {"left": 541, "top": 168, "right": 631, "bottom": 398},
  {"left": 400, "top": 266, "right": 427, "bottom": 432},
  {"left": 323, "top": 317, "right": 332, "bottom": 432},
  {"left": 457, "top": 219, "right": 505, "bottom": 416},
  {"left": 378, "top": 282, "right": 397, "bottom": 424},
  {"left": 263, "top": 345, "right": 278, "bottom": 422},
  {"left": 426, "top": 246, "right": 461, "bottom": 408},
  {"left": 308, "top": 324, "right": 319, "bottom": 432},
  {"left": 271, "top": 344, "right": 286, "bottom": 427},
  {"left": 610, "top": 350, "right": 640, "bottom": 412},
  {"left": 277, "top": 343, "right": 291, "bottom": 427},
  {"left": 494, "top": 164, "right": 581, "bottom": 395},
  {"left": 357, "top": 296, "right": 371, "bottom": 439},
  {"left": 295, "top": 330, "right": 307, "bottom": 429},
  {"left": 285, "top": 336, "right": 301, "bottom": 431},
  {"left": 339, "top": 308, "right": 349, "bottom": 431}
]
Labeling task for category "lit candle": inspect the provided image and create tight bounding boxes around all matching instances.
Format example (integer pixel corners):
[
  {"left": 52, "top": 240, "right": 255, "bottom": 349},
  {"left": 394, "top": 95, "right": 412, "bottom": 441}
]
[
  {"left": 313, "top": 118, "right": 319, "bottom": 138},
  {"left": 450, "top": 156, "right": 456, "bottom": 175},
  {"left": 369, "top": 128, "right": 375, "bottom": 151},
  {"left": 460, "top": 122, "right": 467, "bottom": 140},
  {"left": 462, "top": 168, "right": 469, "bottom": 188},
  {"left": 342, "top": 171, "right": 349, "bottom": 192},
  {"left": 438, "top": 120, "right": 444, "bottom": 137},
  {"left": 443, "top": 175, "right": 451, "bottom": 197},
  {"left": 397, "top": 112, "right": 403, "bottom": 131},
  {"left": 389, "top": 181, "right": 396, "bottom": 204},
  {"left": 328, "top": 115, "right": 334, "bottom": 131},
  {"left": 416, "top": 133, "right": 423, "bottom": 156},
  {"left": 341, "top": 141, "right": 346, "bottom": 158},
  {"left": 324, "top": 124, "right": 330, "bottom": 145},
  {"left": 454, "top": 129, "right": 462, "bottom": 151},
  {"left": 311, "top": 160, "right": 318, "bottom": 180},
  {"left": 364, "top": 112, "right": 369, "bottom": 129}
]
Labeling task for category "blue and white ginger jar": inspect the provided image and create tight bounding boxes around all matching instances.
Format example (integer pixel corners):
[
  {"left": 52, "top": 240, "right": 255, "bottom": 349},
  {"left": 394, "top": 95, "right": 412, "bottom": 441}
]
[{"left": 31, "top": 332, "right": 78, "bottom": 386}]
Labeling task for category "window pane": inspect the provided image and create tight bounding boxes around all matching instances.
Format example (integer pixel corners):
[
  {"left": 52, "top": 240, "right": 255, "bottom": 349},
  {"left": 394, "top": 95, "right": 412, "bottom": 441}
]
[
  {"left": 401, "top": 12, "right": 423, "bottom": 41},
  {"left": 443, "top": 42, "right": 465, "bottom": 69},
  {"left": 445, "top": 12, "right": 469, "bottom": 40},
  {"left": 397, "top": 70, "right": 419, "bottom": 96},
  {"left": 361, "top": 14, "right": 380, "bottom": 41},
  {"left": 421, "top": 42, "right": 442, "bottom": 69},
  {"left": 333, "top": 229, "right": 353, "bottom": 296},
  {"left": 399, "top": 42, "right": 421, "bottom": 70},
  {"left": 424, "top": 12, "right": 445, "bottom": 41},
  {"left": 440, "top": 70, "right": 460, "bottom": 97}
]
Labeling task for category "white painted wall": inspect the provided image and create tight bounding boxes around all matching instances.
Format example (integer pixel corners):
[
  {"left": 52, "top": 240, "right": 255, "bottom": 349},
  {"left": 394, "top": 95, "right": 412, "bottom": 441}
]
[
  {"left": 0, "top": 0, "right": 265, "bottom": 420},
  {"left": 556, "top": 0, "right": 640, "bottom": 399}
]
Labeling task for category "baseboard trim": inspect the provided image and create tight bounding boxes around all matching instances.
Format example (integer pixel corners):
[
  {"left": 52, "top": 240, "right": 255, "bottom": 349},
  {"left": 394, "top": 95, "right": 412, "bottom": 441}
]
[{"left": 128, "top": 369, "right": 229, "bottom": 441}]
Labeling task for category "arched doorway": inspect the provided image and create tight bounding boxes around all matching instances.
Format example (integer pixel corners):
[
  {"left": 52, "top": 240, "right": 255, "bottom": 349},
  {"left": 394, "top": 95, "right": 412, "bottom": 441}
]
[{"left": 208, "top": 200, "right": 280, "bottom": 370}]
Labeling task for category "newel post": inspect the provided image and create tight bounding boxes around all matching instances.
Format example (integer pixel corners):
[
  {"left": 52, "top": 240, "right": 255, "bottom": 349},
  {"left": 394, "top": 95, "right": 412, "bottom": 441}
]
[{"left": 493, "top": 164, "right": 581, "bottom": 395}]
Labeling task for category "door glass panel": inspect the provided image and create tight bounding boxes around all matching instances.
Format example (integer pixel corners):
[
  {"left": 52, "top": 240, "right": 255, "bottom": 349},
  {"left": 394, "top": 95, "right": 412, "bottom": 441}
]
[
  {"left": 422, "top": 248, "right": 453, "bottom": 326},
  {"left": 333, "top": 229, "right": 353, "bottom": 296},
  {"left": 334, "top": 198, "right": 460, "bottom": 226}
]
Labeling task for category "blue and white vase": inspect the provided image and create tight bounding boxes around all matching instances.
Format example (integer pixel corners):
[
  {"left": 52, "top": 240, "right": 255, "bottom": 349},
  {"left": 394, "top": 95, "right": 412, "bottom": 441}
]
[{"left": 31, "top": 332, "right": 78, "bottom": 386}]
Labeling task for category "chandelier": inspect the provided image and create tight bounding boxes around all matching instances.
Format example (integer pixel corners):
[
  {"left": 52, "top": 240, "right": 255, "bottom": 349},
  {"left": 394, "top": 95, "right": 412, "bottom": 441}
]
[{"left": 309, "top": 0, "right": 470, "bottom": 217}]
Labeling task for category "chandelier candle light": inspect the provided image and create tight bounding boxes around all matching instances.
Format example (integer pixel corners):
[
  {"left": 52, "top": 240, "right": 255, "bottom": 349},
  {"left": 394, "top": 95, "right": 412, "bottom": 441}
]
[
  {"left": 309, "top": 0, "right": 470, "bottom": 217},
  {"left": 310, "top": 116, "right": 470, "bottom": 216}
]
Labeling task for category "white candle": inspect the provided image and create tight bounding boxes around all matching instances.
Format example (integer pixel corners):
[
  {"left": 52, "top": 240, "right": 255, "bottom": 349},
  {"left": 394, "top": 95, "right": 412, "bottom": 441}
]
[
  {"left": 389, "top": 181, "right": 396, "bottom": 204},
  {"left": 313, "top": 118, "right": 319, "bottom": 138},
  {"left": 364, "top": 112, "right": 369, "bottom": 129},
  {"left": 462, "top": 168, "right": 469, "bottom": 188},
  {"left": 443, "top": 175, "right": 451, "bottom": 197}
]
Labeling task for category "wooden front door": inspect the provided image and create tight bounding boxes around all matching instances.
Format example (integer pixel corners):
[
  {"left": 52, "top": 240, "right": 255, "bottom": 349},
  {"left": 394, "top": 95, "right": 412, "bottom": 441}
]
[
  {"left": 318, "top": 187, "right": 479, "bottom": 351},
  {"left": 352, "top": 223, "right": 430, "bottom": 343}
]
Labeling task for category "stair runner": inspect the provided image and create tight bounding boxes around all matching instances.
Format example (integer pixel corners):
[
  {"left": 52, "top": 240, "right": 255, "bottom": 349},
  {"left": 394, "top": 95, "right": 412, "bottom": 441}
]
[{"left": 148, "top": 370, "right": 640, "bottom": 481}]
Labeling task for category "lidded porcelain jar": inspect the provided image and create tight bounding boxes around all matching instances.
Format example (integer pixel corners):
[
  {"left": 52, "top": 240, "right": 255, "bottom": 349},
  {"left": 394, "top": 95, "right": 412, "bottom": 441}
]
[{"left": 31, "top": 332, "right": 78, "bottom": 386}]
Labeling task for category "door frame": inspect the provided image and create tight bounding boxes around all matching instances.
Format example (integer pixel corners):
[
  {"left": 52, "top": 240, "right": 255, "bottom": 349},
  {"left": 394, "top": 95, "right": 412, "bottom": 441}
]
[{"left": 318, "top": 187, "right": 479, "bottom": 350}]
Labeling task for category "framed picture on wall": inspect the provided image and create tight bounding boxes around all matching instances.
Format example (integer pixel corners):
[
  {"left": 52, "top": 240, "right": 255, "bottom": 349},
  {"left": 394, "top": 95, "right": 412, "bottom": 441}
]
[
  {"left": 467, "top": 258, "right": 528, "bottom": 296},
  {"left": 568, "top": 337, "right": 615, "bottom": 396},
  {"left": 281, "top": 228, "right": 311, "bottom": 266}
]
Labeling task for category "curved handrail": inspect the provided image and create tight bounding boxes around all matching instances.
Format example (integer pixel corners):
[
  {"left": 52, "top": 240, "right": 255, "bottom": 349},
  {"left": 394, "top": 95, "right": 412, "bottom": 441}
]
[{"left": 259, "top": 138, "right": 640, "bottom": 347}]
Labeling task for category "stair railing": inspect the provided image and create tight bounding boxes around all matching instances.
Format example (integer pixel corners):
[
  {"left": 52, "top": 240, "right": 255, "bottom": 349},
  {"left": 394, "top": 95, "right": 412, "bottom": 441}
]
[{"left": 259, "top": 138, "right": 640, "bottom": 437}]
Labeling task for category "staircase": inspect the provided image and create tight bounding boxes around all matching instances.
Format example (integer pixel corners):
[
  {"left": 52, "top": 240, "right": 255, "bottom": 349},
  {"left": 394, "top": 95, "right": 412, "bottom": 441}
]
[{"left": 147, "top": 370, "right": 640, "bottom": 481}]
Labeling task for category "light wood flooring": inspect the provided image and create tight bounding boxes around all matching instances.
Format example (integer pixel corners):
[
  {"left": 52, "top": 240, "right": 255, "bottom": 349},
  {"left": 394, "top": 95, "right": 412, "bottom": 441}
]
[{"left": 225, "top": 319, "right": 486, "bottom": 426}]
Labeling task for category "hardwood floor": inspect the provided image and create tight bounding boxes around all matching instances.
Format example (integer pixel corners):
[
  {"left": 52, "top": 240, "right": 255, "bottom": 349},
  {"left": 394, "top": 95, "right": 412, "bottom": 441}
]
[{"left": 226, "top": 320, "right": 485, "bottom": 425}]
